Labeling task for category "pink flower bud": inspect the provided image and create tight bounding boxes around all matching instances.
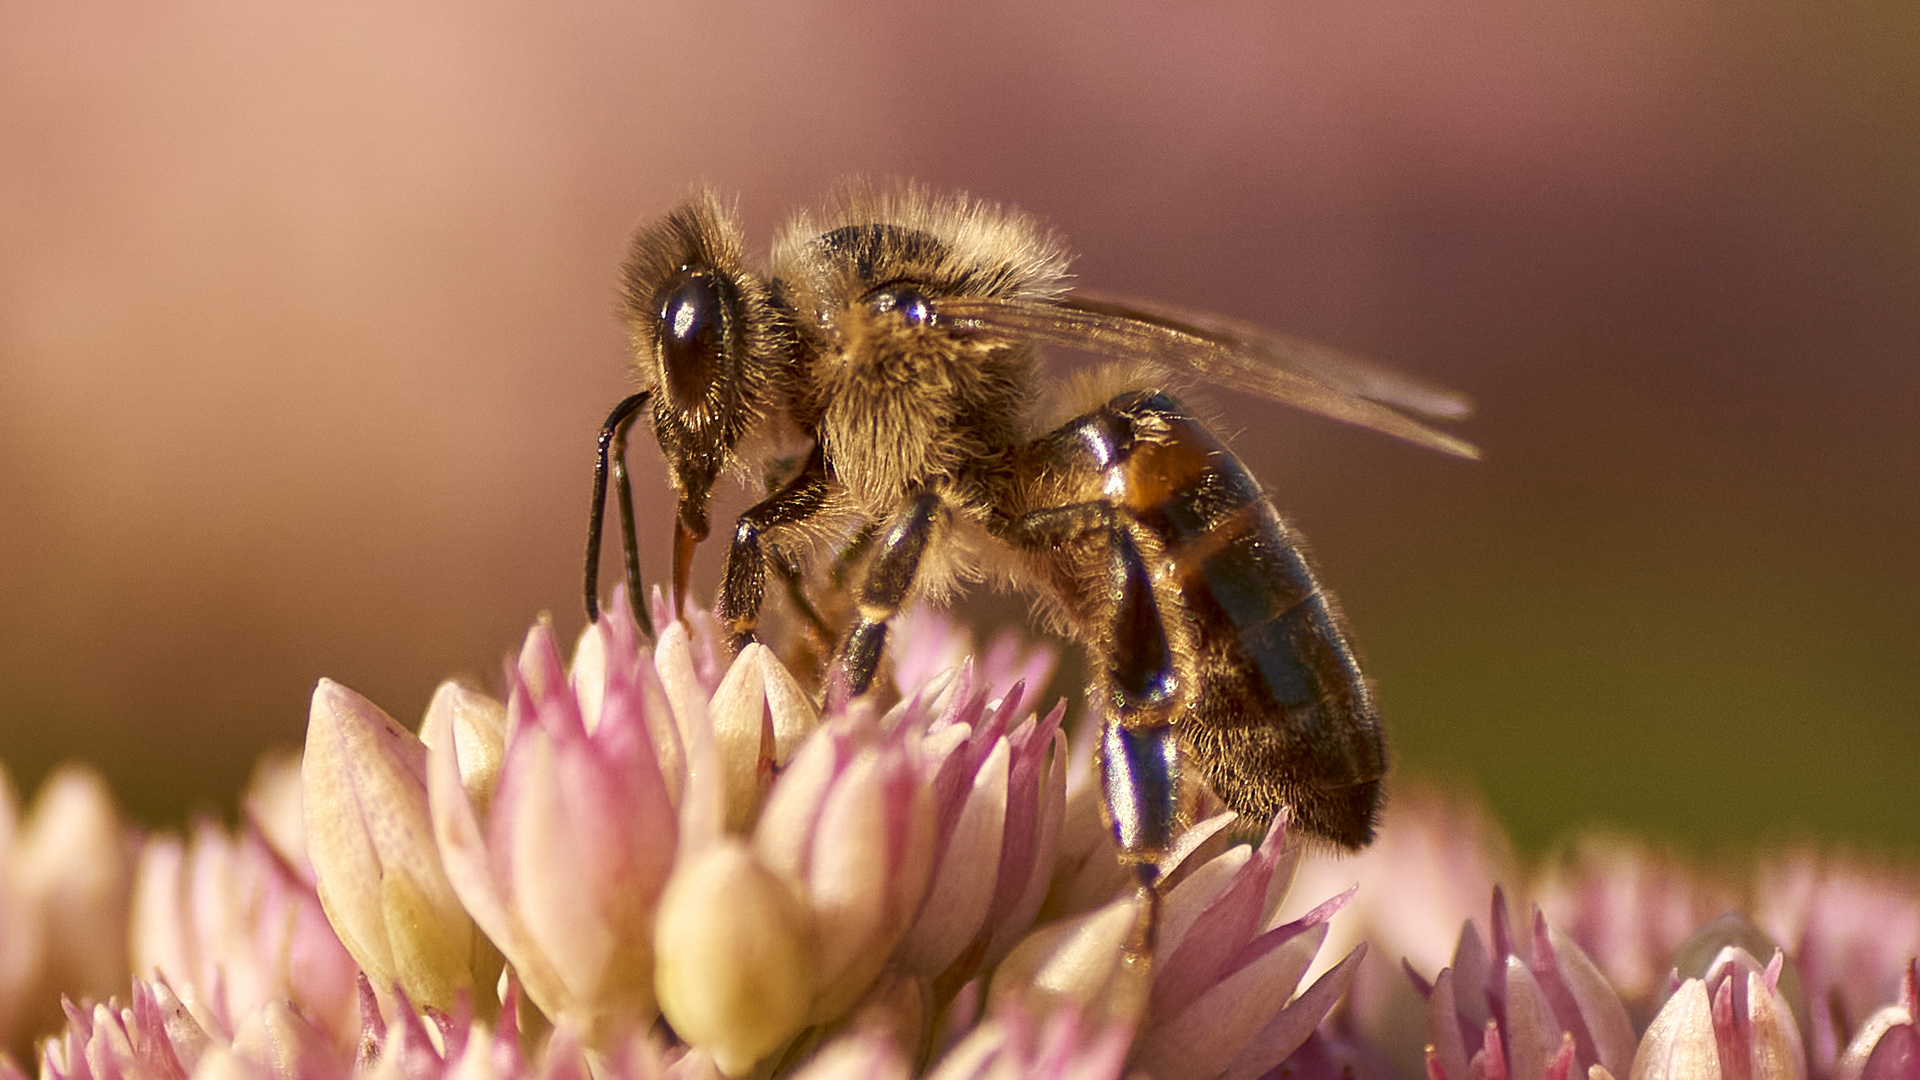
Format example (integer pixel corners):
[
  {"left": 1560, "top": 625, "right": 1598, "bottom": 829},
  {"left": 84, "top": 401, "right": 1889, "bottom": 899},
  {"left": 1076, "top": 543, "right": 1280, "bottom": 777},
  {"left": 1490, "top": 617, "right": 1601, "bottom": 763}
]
[{"left": 427, "top": 613, "right": 676, "bottom": 1040}]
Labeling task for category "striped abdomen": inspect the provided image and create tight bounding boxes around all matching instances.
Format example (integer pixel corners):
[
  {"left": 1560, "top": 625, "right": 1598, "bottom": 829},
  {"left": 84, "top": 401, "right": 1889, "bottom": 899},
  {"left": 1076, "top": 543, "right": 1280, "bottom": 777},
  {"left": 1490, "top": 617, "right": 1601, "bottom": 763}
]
[{"left": 1062, "top": 390, "right": 1385, "bottom": 848}]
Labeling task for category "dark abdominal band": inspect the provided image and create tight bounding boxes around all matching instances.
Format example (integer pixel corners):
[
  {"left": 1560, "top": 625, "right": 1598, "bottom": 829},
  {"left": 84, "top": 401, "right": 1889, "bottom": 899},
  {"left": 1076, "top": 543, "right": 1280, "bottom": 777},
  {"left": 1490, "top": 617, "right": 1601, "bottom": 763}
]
[{"left": 1122, "top": 398, "right": 1383, "bottom": 841}]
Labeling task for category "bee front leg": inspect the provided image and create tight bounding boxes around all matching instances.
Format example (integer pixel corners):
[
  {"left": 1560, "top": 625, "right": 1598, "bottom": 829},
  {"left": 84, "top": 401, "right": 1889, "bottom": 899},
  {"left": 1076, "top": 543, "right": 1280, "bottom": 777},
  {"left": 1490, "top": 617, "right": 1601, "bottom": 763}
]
[
  {"left": 584, "top": 391, "right": 653, "bottom": 634},
  {"left": 716, "top": 443, "right": 831, "bottom": 653},
  {"left": 838, "top": 491, "right": 943, "bottom": 696}
]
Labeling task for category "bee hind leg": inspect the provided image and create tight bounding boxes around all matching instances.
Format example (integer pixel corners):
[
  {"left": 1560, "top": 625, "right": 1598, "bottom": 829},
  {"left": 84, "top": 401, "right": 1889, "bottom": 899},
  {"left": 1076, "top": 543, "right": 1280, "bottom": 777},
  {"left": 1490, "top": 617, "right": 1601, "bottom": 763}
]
[
  {"left": 1097, "top": 525, "right": 1186, "bottom": 890},
  {"left": 1083, "top": 519, "right": 1187, "bottom": 982},
  {"left": 1000, "top": 503, "right": 1184, "bottom": 883}
]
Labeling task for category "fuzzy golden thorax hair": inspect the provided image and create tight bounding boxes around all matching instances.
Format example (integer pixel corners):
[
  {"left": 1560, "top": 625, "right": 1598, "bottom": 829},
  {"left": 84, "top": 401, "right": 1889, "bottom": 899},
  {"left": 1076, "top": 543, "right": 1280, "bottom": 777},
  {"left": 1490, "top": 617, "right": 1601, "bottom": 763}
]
[{"left": 770, "top": 180, "right": 1071, "bottom": 514}]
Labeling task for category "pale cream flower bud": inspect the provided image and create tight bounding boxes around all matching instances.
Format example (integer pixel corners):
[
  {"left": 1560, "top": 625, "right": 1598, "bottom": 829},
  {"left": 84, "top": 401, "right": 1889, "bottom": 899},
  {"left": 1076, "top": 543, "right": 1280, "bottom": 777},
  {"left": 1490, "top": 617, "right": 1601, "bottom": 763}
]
[
  {"left": 241, "top": 751, "right": 309, "bottom": 873},
  {"left": 655, "top": 841, "right": 815, "bottom": 1076},
  {"left": 706, "top": 643, "right": 820, "bottom": 831},
  {"left": 15, "top": 765, "right": 134, "bottom": 1011},
  {"left": 302, "top": 678, "right": 487, "bottom": 1010},
  {"left": 418, "top": 680, "right": 507, "bottom": 816},
  {"left": 1633, "top": 946, "right": 1805, "bottom": 1080}
]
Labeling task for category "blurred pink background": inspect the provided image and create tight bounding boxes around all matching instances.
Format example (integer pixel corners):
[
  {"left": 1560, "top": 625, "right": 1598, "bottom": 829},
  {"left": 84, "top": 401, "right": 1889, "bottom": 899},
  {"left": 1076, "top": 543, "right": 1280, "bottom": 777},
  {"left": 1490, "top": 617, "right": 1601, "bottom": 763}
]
[{"left": 1, "top": 0, "right": 1914, "bottom": 851}]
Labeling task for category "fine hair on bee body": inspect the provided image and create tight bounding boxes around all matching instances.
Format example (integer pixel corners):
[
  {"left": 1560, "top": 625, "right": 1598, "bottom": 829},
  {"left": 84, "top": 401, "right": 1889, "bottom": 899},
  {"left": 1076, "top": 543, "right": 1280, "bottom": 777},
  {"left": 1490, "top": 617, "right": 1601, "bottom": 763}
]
[{"left": 584, "top": 177, "right": 1476, "bottom": 870}]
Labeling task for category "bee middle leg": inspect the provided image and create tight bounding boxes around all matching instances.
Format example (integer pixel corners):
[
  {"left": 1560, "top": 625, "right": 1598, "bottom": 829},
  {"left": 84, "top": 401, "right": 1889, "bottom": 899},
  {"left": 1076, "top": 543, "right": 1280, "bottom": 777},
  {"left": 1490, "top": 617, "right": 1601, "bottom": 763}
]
[
  {"left": 716, "top": 443, "right": 831, "bottom": 653},
  {"left": 839, "top": 491, "right": 943, "bottom": 696}
]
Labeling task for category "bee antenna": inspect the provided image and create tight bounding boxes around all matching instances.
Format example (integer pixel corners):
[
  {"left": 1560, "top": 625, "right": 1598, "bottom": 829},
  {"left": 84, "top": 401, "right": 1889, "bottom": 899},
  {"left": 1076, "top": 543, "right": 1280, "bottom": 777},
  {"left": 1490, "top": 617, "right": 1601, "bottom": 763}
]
[{"left": 585, "top": 392, "right": 654, "bottom": 637}]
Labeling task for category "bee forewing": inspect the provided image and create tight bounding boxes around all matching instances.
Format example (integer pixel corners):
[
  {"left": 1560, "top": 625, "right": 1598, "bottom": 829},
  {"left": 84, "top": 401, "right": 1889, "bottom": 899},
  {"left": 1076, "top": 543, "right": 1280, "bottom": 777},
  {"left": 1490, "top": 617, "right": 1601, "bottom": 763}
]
[
  {"left": 1065, "top": 291, "right": 1475, "bottom": 421},
  {"left": 938, "top": 295, "right": 1481, "bottom": 461}
]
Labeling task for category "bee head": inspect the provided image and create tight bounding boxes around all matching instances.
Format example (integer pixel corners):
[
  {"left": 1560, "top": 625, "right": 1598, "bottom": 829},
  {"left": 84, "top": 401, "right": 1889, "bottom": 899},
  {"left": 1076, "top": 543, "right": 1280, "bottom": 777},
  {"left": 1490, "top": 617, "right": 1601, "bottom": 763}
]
[{"left": 620, "top": 188, "right": 782, "bottom": 540}]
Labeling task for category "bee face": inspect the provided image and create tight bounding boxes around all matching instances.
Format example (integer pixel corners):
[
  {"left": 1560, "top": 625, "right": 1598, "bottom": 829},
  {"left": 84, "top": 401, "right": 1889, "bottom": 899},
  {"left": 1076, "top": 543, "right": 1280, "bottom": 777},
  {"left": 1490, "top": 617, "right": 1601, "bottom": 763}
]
[{"left": 618, "top": 188, "right": 784, "bottom": 533}]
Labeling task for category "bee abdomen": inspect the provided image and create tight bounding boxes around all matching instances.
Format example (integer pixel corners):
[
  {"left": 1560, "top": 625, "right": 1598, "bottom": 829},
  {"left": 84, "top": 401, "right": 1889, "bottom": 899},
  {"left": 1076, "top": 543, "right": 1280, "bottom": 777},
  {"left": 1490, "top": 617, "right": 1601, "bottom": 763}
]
[
  {"left": 1107, "top": 394, "right": 1386, "bottom": 848},
  {"left": 1178, "top": 525, "right": 1385, "bottom": 848}
]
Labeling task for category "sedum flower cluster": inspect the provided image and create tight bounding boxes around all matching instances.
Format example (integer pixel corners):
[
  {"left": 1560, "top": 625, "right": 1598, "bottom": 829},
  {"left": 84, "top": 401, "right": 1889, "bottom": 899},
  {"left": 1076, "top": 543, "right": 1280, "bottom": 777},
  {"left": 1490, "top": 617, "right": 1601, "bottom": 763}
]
[{"left": 1, "top": 592, "right": 1917, "bottom": 1080}]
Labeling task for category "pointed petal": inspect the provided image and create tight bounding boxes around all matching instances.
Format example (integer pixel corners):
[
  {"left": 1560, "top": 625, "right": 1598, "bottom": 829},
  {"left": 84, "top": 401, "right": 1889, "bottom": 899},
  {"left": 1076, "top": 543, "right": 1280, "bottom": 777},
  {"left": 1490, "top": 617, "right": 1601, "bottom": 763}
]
[
  {"left": 147, "top": 981, "right": 214, "bottom": 1076},
  {"left": 241, "top": 752, "right": 309, "bottom": 876},
  {"left": 421, "top": 682, "right": 507, "bottom": 816},
  {"left": 1539, "top": 920, "right": 1637, "bottom": 1080},
  {"left": 1632, "top": 980, "right": 1721, "bottom": 1080},
  {"left": 990, "top": 895, "right": 1143, "bottom": 1020},
  {"left": 1154, "top": 815, "right": 1291, "bottom": 1020},
  {"left": 1157, "top": 845, "right": 1251, "bottom": 966},
  {"left": 1133, "top": 922, "right": 1329, "bottom": 1080},
  {"left": 516, "top": 620, "right": 573, "bottom": 722},
  {"left": 1223, "top": 942, "right": 1368, "bottom": 1080},
  {"left": 808, "top": 744, "right": 937, "bottom": 1019},
  {"left": 894, "top": 738, "right": 1010, "bottom": 977},
  {"left": 425, "top": 706, "right": 521, "bottom": 965},
  {"left": 988, "top": 724, "right": 1069, "bottom": 961},
  {"left": 1159, "top": 813, "right": 1242, "bottom": 890},
  {"left": 1454, "top": 921, "right": 1495, "bottom": 1031},
  {"left": 658, "top": 622, "right": 724, "bottom": 850},
  {"left": 1506, "top": 956, "right": 1565, "bottom": 1080},
  {"left": 15, "top": 766, "right": 133, "bottom": 1005},
  {"left": 1428, "top": 967, "right": 1474, "bottom": 1080},
  {"left": 756, "top": 646, "right": 821, "bottom": 765},
  {"left": 505, "top": 731, "right": 616, "bottom": 1019},
  {"left": 1744, "top": 969, "right": 1807, "bottom": 1080},
  {"left": 756, "top": 727, "right": 840, "bottom": 881},
  {"left": 806, "top": 751, "right": 893, "bottom": 990},
  {"left": 706, "top": 645, "right": 778, "bottom": 832},
  {"left": 570, "top": 620, "right": 610, "bottom": 736},
  {"left": 129, "top": 837, "right": 190, "bottom": 989}
]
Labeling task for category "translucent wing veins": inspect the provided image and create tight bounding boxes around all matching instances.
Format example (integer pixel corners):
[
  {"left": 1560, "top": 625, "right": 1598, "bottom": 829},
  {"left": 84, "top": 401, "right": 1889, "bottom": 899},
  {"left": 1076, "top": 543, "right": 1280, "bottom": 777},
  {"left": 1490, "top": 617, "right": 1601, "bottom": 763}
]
[{"left": 937, "top": 293, "right": 1481, "bottom": 460}]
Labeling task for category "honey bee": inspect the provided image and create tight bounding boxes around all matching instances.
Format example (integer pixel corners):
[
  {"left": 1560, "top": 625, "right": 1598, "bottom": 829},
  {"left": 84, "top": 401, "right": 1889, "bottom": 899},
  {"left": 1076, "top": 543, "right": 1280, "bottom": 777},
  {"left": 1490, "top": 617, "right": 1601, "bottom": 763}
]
[{"left": 584, "top": 181, "right": 1475, "bottom": 869}]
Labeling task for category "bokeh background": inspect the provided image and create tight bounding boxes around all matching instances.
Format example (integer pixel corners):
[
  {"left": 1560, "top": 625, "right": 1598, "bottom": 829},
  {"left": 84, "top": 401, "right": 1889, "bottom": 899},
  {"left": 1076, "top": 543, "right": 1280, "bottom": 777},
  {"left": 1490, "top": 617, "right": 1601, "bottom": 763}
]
[{"left": 1, "top": 0, "right": 1914, "bottom": 854}]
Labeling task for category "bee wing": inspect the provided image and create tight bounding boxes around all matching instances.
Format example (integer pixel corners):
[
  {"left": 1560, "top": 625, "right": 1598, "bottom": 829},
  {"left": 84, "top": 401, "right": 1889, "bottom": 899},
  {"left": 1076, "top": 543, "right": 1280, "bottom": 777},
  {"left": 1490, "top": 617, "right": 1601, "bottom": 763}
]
[
  {"left": 938, "top": 293, "right": 1481, "bottom": 460},
  {"left": 1064, "top": 291, "right": 1474, "bottom": 421}
]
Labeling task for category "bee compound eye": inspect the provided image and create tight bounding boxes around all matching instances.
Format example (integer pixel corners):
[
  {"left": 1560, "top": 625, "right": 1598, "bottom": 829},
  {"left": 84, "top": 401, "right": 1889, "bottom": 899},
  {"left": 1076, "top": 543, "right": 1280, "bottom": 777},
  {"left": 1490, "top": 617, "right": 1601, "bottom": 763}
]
[
  {"left": 657, "top": 271, "right": 736, "bottom": 411},
  {"left": 871, "top": 288, "right": 934, "bottom": 328}
]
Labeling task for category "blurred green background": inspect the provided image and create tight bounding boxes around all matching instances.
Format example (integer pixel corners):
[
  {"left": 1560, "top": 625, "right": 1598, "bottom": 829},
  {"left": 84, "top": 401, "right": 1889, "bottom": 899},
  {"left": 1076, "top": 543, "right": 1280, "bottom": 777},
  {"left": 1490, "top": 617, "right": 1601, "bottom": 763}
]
[{"left": 1, "top": 0, "right": 1914, "bottom": 855}]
